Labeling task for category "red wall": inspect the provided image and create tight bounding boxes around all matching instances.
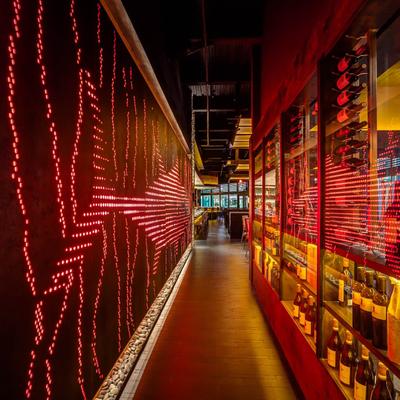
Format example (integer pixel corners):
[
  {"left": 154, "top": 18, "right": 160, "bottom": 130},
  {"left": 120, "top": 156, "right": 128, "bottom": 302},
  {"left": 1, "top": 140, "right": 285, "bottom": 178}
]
[
  {"left": 0, "top": 1, "right": 191, "bottom": 399},
  {"left": 253, "top": 0, "right": 365, "bottom": 145}
]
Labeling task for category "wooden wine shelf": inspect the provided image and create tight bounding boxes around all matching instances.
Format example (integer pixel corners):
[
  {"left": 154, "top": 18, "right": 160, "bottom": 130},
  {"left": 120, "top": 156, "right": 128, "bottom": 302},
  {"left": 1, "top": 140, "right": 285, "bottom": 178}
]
[
  {"left": 283, "top": 267, "right": 317, "bottom": 296},
  {"left": 324, "top": 301, "right": 400, "bottom": 379},
  {"left": 320, "top": 359, "right": 353, "bottom": 400},
  {"left": 281, "top": 300, "right": 316, "bottom": 353}
]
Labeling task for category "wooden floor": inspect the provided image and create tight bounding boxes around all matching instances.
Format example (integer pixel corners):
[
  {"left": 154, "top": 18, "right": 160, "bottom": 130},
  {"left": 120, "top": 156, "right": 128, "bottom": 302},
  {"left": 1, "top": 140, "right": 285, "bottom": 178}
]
[{"left": 132, "top": 220, "right": 300, "bottom": 400}]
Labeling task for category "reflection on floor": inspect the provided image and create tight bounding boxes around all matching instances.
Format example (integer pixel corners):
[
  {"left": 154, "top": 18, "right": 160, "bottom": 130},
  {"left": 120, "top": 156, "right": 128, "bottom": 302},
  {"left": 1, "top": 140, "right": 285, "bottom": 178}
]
[{"left": 129, "top": 220, "right": 300, "bottom": 400}]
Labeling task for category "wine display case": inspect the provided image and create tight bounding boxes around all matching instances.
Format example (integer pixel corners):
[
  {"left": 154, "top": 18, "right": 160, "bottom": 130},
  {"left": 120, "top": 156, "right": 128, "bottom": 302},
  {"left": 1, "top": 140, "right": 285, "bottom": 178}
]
[
  {"left": 252, "top": 145, "right": 263, "bottom": 273},
  {"left": 263, "top": 124, "right": 281, "bottom": 291},
  {"left": 249, "top": 2, "right": 400, "bottom": 398},
  {"left": 280, "top": 75, "right": 319, "bottom": 352}
]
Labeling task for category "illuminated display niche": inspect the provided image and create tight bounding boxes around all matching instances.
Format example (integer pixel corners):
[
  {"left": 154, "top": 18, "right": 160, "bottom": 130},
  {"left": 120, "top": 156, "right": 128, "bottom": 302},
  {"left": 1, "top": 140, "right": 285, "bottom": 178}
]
[{"left": 0, "top": 1, "right": 192, "bottom": 399}]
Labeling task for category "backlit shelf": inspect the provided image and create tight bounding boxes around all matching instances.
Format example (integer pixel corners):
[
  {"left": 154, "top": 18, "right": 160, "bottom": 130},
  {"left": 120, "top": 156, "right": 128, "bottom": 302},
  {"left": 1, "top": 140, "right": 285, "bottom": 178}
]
[
  {"left": 281, "top": 300, "right": 316, "bottom": 353},
  {"left": 324, "top": 301, "right": 400, "bottom": 379}
]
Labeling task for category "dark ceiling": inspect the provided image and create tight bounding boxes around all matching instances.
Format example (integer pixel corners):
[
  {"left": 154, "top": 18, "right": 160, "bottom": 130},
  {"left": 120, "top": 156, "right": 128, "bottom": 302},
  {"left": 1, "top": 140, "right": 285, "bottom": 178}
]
[{"left": 124, "top": 0, "right": 265, "bottom": 182}]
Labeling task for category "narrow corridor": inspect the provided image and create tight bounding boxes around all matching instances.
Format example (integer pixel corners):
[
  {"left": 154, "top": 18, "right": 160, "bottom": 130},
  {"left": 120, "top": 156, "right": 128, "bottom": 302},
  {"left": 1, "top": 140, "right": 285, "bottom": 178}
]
[{"left": 130, "top": 220, "right": 299, "bottom": 400}]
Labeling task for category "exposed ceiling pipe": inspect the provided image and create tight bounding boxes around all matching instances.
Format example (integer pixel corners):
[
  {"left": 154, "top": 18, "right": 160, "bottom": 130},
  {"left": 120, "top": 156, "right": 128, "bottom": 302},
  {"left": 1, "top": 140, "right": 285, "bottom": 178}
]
[{"left": 200, "top": 0, "right": 210, "bottom": 147}]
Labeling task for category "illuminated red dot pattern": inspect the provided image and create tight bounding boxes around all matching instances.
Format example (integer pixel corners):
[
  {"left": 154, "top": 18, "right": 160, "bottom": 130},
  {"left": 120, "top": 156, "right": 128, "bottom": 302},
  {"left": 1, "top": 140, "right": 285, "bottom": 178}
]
[{"left": 3, "top": 1, "right": 192, "bottom": 399}]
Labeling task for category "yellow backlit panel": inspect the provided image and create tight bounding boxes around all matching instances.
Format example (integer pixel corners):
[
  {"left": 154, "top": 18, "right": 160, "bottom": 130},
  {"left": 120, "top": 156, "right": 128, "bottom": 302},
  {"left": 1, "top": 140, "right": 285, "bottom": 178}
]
[{"left": 377, "top": 61, "right": 400, "bottom": 131}]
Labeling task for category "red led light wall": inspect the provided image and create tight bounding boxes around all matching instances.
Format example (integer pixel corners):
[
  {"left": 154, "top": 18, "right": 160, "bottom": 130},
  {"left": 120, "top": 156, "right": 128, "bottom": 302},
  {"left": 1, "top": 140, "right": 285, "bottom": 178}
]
[{"left": 0, "top": 1, "right": 192, "bottom": 399}]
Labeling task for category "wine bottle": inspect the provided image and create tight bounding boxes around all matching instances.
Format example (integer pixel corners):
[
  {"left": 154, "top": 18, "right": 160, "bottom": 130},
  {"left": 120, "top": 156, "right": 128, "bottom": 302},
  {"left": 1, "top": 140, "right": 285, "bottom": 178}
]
[
  {"left": 353, "top": 43, "right": 368, "bottom": 57},
  {"left": 342, "top": 157, "right": 367, "bottom": 169},
  {"left": 334, "top": 119, "right": 367, "bottom": 140},
  {"left": 354, "top": 345, "right": 374, "bottom": 400},
  {"left": 299, "top": 291, "right": 309, "bottom": 327},
  {"left": 290, "top": 132, "right": 302, "bottom": 144},
  {"left": 339, "top": 330, "right": 356, "bottom": 387},
  {"left": 337, "top": 56, "right": 366, "bottom": 73},
  {"left": 344, "top": 139, "right": 368, "bottom": 149},
  {"left": 338, "top": 259, "right": 353, "bottom": 307},
  {"left": 337, "top": 103, "right": 365, "bottom": 123},
  {"left": 360, "top": 270, "right": 375, "bottom": 339},
  {"left": 305, "top": 296, "right": 315, "bottom": 336},
  {"left": 290, "top": 112, "right": 303, "bottom": 123},
  {"left": 337, "top": 89, "right": 361, "bottom": 107},
  {"left": 336, "top": 65, "right": 367, "bottom": 90},
  {"left": 290, "top": 122, "right": 302, "bottom": 133},
  {"left": 372, "top": 275, "right": 388, "bottom": 350},
  {"left": 353, "top": 267, "right": 366, "bottom": 331},
  {"left": 334, "top": 143, "right": 359, "bottom": 156},
  {"left": 293, "top": 284, "right": 301, "bottom": 318},
  {"left": 370, "top": 362, "right": 393, "bottom": 400},
  {"left": 345, "top": 120, "right": 368, "bottom": 130},
  {"left": 327, "top": 318, "right": 342, "bottom": 369}
]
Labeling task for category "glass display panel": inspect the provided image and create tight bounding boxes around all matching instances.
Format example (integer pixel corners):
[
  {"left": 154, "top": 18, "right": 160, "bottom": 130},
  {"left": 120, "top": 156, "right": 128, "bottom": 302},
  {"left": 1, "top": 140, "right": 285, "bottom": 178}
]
[
  {"left": 201, "top": 195, "right": 211, "bottom": 208},
  {"left": 229, "top": 183, "right": 238, "bottom": 192},
  {"left": 212, "top": 195, "right": 220, "bottom": 207},
  {"left": 238, "top": 181, "right": 248, "bottom": 192},
  {"left": 282, "top": 74, "right": 318, "bottom": 297},
  {"left": 239, "top": 195, "right": 249, "bottom": 209},
  {"left": 229, "top": 194, "right": 238, "bottom": 208},
  {"left": 262, "top": 124, "right": 281, "bottom": 292},
  {"left": 254, "top": 175, "right": 263, "bottom": 220},
  {"left": 219, "top": 194, "right": 228, "bottom": 208},
  {"left": 220, "top": 184, "right": 229, "bottom": 193},
  {"left": 320, "top": 20, "right": 400, "bottom": 392},
  {"left": 375, "top": 18, "right": 400, "bottom": 274}
]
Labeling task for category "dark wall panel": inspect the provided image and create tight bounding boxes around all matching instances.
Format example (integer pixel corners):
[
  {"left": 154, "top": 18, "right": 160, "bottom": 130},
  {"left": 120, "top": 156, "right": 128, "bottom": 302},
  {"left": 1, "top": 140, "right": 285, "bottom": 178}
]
[
  {"left": 253, "top": 0, "right": 365, "bottom": 144},
  {"left": 0, "top": 1, "right": 192, "bottom": 398}
]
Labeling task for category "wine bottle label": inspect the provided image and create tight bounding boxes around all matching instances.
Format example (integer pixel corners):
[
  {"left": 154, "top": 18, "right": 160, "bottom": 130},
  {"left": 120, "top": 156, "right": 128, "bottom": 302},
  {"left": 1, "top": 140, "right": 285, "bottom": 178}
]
[
  {"left": 361, "top": 297, "right": 373, "bottom": 312},
  {"left": 305, "top": 320, "right": 312, "bottom": 335},
  {"left": 339, "top": 280, "right": 344, "bottom": 302},
  {"left": 353, "top": 292, "right": 361, "bottom": 305},
  {"left": 299, "top": 312, "right": 305, "bottom": 326},
  {"left": 327, "top": 348, "right": 336, "bottom": 368},
  {"left": 293, "top": 304, "right": 299, "bottom": 318},
  {"left": 372, "top": 304, "right": 386, "bottom": 320},
  {"left": 354, "top": 380, "right": 367, "bottom": 400},
  {"left": 339, "top": 363, "right": 351, "bottom": 385}
]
